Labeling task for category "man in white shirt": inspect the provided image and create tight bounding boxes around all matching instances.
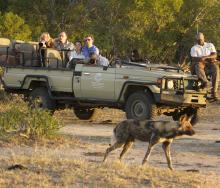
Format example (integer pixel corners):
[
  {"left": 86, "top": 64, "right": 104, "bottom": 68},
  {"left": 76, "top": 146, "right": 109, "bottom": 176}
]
[{"left": 190, "top": 32, "right": 219, "bottom": 99}]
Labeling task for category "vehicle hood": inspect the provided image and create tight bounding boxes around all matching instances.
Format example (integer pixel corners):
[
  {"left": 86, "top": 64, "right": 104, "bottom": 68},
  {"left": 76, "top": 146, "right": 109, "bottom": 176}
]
[{"left": 116, "top": 64, "right": 192, "bottom": 81}]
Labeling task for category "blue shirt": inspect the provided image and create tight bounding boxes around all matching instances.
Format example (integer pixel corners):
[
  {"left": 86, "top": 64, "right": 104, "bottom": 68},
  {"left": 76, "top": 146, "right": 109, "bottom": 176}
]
[{"left": 82, "top": 45, "right": 99, "bottom": 58}]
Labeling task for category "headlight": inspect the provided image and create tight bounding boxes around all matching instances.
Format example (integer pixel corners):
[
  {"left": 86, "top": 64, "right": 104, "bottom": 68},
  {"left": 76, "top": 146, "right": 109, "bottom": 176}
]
[
  {"left": 167, "top": 80, "right": 174, "bottom": 89},
  {"left": 198, "top": 81, "right": 202, "bottom": 87}
]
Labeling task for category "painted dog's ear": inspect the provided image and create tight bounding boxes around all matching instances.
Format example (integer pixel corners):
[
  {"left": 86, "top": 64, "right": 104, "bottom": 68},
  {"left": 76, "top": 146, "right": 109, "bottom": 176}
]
[
  {"left": 179, "top": 114, "right": 187, "bottom": 123},
  {"left": 187, "top": 115, "right": 194, "bottom": 122}
]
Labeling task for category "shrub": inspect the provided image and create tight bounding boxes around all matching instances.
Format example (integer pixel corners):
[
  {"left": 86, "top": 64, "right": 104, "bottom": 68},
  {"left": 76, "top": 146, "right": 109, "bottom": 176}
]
[
  {"left": 0, "top": 12, "right": 32, "bottom": 40},
  {"left": 0, "top": 97, "right": 62, "bottom": 139}
]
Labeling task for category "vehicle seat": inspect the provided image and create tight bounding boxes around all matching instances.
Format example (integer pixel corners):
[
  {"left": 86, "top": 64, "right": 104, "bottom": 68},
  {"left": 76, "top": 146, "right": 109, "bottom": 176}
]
[
  {"left": 9, "top": 40, "right": 25, "bottom": 53},
  {"left": 19, "top": 43, "right": 40, "bottom": 67},
  {"left": 45, "top": 48, "right": 63, "bottom": 68},
  {"left": 0, "top": 38, "right": 11, "bottom": 56}
]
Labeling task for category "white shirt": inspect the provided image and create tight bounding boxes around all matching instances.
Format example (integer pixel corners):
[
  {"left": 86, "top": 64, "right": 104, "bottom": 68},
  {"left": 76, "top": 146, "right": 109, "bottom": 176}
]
[
  {"left": 69, "top": 50, "right": 85, "bottom": 60},
  {"left": 96, "top": 55, "right": 109, "bottom": 66},
  {"left": 190, "top": 42, "right": 216, "bottom": 57}
]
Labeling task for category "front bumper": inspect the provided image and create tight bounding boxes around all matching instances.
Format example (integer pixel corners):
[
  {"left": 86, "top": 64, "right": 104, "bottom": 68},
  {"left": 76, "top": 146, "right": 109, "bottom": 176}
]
[
  {"left": 155, "top": 92, "right": 206, "bottom": 107},
  {"left": 154, "top": 76, "right": 207, "bottom": 107}
]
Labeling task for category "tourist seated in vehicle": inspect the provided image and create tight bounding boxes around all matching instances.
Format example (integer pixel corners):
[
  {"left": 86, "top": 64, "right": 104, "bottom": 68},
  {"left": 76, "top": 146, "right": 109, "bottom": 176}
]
[
  {"left": 69, "top": 41, "right": 85, "bottom": 60},
  {"left": 39, "top": 32, "right": 54, "bottom": 48},
  {"left": 54, "top": 32, "right": 74, "bottom": 51},
  {"left": 82, "top": 35, "right": 99, "bottom": 58},
  {"left": 67, "top": 41, "right": 85, "bottom": 68},
  {"left": 88, "top": 52, "right": 109, "bottom": 67},
  {"left": 54, "top": 31, "right": 75, "bottom": 64},
  {"left": 130, "top": 49, "right": 143, "bottom": 62},
  {"left": 38, "top": 32, "right": 54, "bottom": 66}
]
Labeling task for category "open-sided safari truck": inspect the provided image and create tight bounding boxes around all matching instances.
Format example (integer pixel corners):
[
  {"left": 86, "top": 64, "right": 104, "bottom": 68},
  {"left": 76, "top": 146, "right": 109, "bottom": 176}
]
[{"left": 0, "top": 37, "right": 207, "bottom": 124}]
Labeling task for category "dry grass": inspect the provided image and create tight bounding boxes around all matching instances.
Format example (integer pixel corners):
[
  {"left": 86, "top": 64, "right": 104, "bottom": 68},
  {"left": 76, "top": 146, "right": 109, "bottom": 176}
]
[
  {"left": 0, "top": 134, "right": 86, "bottom": 150},
  {"left": 0, "top": 95, "right": 62, "bottom": 140},
  {"left": 1, "top": 122, "right": 219, "bottom": 188},
  {"left": 0, "top": 94, "right": 220, "bottom": 187},
  {"left": 0, "top": 154, "right": 219, "bottom": 188},
  {"left": 55, "top": 108, "right": 125, "bottom": 125}
]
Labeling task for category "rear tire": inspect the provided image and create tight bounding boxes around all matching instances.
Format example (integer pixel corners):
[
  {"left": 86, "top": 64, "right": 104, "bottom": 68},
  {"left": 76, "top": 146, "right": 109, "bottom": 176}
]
[
  {"left": 29, "top": 87, "right": 56, "bottom": 111},
  {"left": 172, "top": 107, "right": 205, "bottom": 126},
  {"left": 190, "top": 108, "right": 205, "bottom": 125},
  {"left": 74, "top": 108, "right": 95, "bottom": 120},
  {"left": 125, "top": 91, "right": 157, "bottom": 120}
]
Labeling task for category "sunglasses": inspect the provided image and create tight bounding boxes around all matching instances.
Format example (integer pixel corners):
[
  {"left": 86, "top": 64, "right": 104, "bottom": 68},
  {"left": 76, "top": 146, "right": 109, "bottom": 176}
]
[{"left": 85, "top": 38, "right": 92, "bottom": 42}]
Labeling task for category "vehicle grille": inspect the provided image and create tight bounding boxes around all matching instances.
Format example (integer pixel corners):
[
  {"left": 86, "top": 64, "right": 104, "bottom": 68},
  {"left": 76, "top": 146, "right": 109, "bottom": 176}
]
[{"left": 162, "top": 77, "right": 199, "bottom": 93}]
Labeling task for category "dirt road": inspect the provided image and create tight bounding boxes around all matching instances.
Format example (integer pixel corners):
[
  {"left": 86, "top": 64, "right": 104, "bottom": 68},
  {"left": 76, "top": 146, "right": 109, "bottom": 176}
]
[
  {"left": 0, "top": 105, "right": 220, "bottom": 187},
  {"left": 59, "top": 105, "right": 220, "bottom": 174}
]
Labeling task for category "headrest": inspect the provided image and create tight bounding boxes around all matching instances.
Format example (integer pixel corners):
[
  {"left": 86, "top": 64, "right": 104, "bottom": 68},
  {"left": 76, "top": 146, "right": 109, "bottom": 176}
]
[
  {"left": 20, "top": 43, "right": 36, "bottom": 52},
  {"left": 0, "top": 38, "right": 11, "bottom": 46},
  {"left": 9, "top": 40, "right": 25, "bottom": 51},
  {"left": 46, "top": 48, "right": 62, "bottom": 60}
]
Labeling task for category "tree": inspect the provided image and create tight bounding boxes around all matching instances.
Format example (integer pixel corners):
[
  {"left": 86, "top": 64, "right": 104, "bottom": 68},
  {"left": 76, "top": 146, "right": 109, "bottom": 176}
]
[
  {"left": 0, "top": 0, "right": 219, "bottom": 63},
  {"left": 0, "top": 12, "right": 31, "bottom": 40},
  {"left": 172, "top": 0, "right": 220, "bottom": 63}
]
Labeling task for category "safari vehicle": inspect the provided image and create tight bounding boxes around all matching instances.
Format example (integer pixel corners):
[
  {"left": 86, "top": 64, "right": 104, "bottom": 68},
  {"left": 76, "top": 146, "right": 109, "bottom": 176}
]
[{"left": 0, "top": 38, "right": 207, "bottom": 123}]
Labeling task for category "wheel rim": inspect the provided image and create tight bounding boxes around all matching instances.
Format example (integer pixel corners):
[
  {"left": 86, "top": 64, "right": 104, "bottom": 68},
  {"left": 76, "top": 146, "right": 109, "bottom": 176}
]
[{"left": 131, "top": 99, "right": 147, "bottom": 118}]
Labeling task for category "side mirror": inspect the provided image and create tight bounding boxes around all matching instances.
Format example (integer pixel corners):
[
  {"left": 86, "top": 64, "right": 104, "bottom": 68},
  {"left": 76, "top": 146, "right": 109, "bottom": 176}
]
[{"left": 103, "top": 66, "right": 108, "bottom": 71}]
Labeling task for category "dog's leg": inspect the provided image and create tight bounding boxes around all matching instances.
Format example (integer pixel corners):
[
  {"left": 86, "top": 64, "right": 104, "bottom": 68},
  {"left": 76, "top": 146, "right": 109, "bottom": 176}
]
[
  {"left": 103, "top": 142, "right": 124, "bottom": 162},
  {"left": 162, "top": 141, "right": 173, "bottom": 170},
  {"left": 142, "top": 134, "right": 159, "bottom": 165},
  {"left": 119, "top": 140, "right": 134, "bottom": 161}
]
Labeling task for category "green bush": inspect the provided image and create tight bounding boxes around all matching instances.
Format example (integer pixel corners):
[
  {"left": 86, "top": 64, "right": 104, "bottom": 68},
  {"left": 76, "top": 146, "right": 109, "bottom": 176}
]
[{"left": 0, "top": 97, "right": 62, "bottom": 139}]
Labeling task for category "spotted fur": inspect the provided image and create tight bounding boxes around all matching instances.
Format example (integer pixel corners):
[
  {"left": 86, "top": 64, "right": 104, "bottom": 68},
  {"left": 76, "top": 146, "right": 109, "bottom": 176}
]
[{"left": 103, "top": 115, "right": 195, "bottom": 170}]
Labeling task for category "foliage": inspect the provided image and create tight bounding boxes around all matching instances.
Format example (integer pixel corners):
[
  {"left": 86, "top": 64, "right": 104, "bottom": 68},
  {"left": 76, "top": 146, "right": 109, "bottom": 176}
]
[
  {"left": 0, "top": 97, "right": 62, "bottom": 139},
  {"left": 0, "top": 12, "right": 31, "bottom": 41},
  {"left": 0, "top": 0, "right": 219, "bottom": 63}
]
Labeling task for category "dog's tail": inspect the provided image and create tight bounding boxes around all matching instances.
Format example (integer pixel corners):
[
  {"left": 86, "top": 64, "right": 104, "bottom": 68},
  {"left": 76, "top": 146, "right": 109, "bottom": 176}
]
[{"left": 110, "top": 128, "right": 117, "bottom": 146}]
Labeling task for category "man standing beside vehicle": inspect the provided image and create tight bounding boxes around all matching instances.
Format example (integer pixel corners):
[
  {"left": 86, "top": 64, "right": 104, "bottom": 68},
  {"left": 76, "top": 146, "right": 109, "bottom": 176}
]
[{"left": 190, "top": 32, "right": 219, "bottom": 100}]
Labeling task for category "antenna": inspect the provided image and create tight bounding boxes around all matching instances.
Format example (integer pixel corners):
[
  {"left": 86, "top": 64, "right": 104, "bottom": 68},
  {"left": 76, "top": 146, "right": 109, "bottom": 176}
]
[
  {"left": 196, "top": 22, "right": 199, "bottom": 34},
  {"left": 61, "top": 13, "right": 65, "bottom": 30}
]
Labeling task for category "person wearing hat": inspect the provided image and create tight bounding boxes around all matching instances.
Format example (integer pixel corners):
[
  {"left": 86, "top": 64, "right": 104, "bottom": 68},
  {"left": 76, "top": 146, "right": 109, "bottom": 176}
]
[{"left": 190, "top": 32, "right": 219, "bottom": 100}]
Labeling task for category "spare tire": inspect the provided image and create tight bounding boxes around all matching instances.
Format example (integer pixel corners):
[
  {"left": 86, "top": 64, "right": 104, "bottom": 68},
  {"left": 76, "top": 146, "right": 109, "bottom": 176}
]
[{"left": 172, "top": 107, "right": 205, "bottom": 126}]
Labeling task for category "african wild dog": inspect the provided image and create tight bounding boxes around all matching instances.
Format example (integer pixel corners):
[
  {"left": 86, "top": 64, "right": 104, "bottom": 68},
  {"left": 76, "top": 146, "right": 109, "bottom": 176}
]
[{"left": 103, "top": 115, "right": 195, "bottom": 170}]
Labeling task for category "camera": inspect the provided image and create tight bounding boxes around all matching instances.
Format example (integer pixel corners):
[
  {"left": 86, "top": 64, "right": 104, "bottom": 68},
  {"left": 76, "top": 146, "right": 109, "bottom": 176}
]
[{"left": 39, "top": 41, "right": 46, "bottom": 47}]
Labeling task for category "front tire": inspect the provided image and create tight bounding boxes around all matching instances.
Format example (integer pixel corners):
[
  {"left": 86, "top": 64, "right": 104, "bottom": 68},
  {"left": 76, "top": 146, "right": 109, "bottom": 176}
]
[
  {"left": 29, "top": 87, "right": 56, "bottom": 111},
  {"left": 74, "top": 108, "right": 95, "bottom": 120},
  {"left": 125, "top": 91, "right": 157, "bottom": 120}
]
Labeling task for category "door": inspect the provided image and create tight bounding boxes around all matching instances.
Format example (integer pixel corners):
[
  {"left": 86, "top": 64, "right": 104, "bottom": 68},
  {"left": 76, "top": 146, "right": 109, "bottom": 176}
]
[{"left": 80, "top": 65, "right": 115, "bottom": 100}]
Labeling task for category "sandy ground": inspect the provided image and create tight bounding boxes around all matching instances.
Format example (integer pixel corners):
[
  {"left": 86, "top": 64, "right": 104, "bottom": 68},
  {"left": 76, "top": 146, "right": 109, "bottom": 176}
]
[
  {"left": 0, "top": 103, "right": 219, "bottom": 182},
  {"left": 60, "top": 116, "right": 220, "bottom": 173},
  {"left": 9, "top": 103, "right": 219, "bottom": 173}
]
